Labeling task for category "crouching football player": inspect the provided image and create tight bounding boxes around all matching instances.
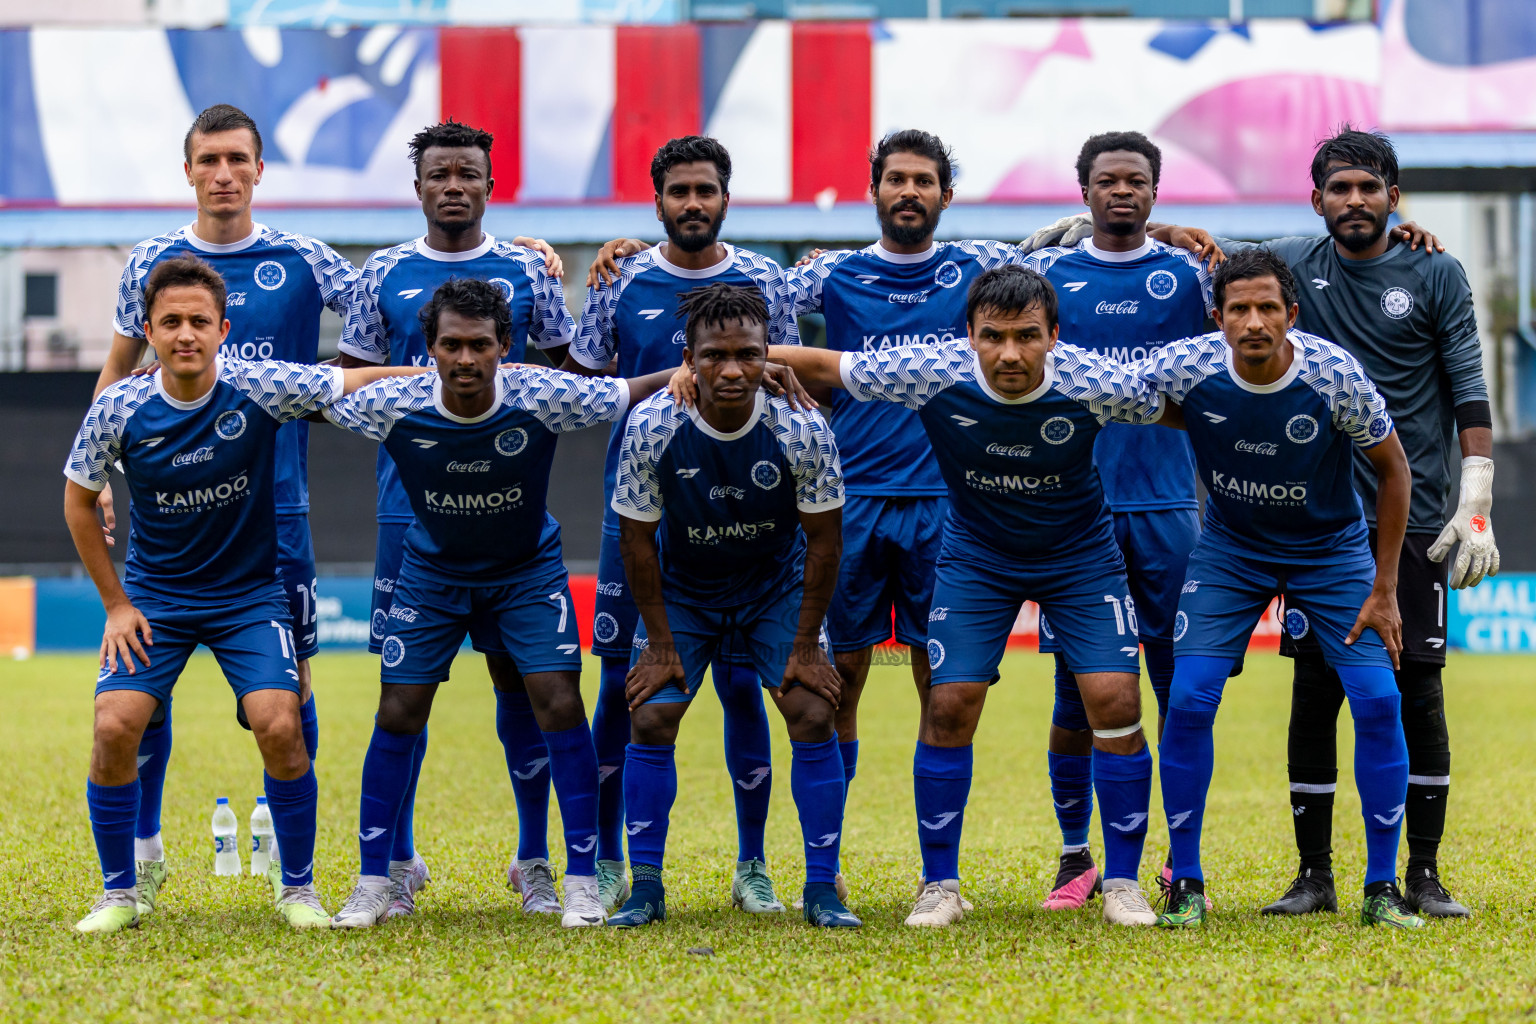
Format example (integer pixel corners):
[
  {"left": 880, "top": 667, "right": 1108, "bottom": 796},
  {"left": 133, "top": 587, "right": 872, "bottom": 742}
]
[
  {"left": 1138, "top": 249, "right": 1420, "bottom": 929},
  {"left": 63, "top": 256, "right": 421, "bottom": 934},
  {"left": 768, "top": 265, "right": 1166, "bottom": 928},
  {"left": 323, "top": 279, "right": 678, "bottom": 929},
  {"left": 606, "top": 283, "right": 858, "bottom": 929}
]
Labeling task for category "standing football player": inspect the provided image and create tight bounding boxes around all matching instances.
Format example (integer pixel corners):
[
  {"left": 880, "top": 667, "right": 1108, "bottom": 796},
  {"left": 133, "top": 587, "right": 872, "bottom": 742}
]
[
  {"left": 607, "top": 284, "right": 857, "bottom": 929},
  {"left": 1137, "top": 249, "right": 1420, "bottom": 929},
  {"left": 1154, "top": 129, "right": 1494, "bottom": 918},
  {"left": 94, "top": 105, "right": 359, "bottom": 913},
  {"left": 1023, "top": 131, "right": 1214, "bottom": 909},
  {"left": 562, "top": 138, "right": 801, "bottom": 914},
  {"left": 65, "top": 256, "right": 421, "bottom": 933},
  {"left": 336, "top": 120, "right": 577, "bottom": 918},
  {"left": 767, "top": 266, "right": 1166, "bottom": 929}
]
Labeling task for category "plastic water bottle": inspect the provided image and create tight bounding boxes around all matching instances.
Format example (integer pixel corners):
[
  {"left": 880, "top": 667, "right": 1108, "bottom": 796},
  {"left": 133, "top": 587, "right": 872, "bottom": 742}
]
[
  {"left": 249, "top": 797, "right": 274, "bottom": 877},
  {"left": 212, "top": 797, "right": 241, "bottom": 876}
]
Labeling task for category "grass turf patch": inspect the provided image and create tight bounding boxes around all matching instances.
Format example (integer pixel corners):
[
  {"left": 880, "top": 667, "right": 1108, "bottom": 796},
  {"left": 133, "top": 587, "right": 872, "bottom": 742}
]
[{"left": 2, "top": 651, "right": 1534, "bottom": 1022}]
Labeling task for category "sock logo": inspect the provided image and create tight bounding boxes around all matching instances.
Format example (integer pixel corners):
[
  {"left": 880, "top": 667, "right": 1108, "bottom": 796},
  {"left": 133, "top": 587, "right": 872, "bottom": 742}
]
[
  {"left": 1373, "top": 803, "right": 1406, "bottom": 826},
  {"left": 1109, "top": 812, "right": 1149, "bottom": 832},
  {"left": 137, "top": 754, "right": 153, "bottom": 769},
  {"left": 598, "top": 765, "right": 619, "bottom": 784},
  {"left": 625, "top": 820, "right": 652, "bottom": 836},
  {"left": 1293, "top": 807, "right": 1305, "bottom": 816},
  {"left": 103, "top": 871, "right": 125, "bottom": 885},
  {"left": 284, "top": 862, "right": 314, "bottom": 880},
  {"left": 1168, "top": 810, "right": 1194, "bottom": 830},
  {"left": 358, "top": 827, "right": 387, "bottom": 842},
  {"left": 572, "top": 834, "right": 597, "bottom": 853},
  {"left": 735, "top": 767, "right": 771, "bottom": 790},
  {"left": 513, "top": 757, "right": 550, "bottom": 780},
  {"left": 919, "top": 811, "right": 960, "bottom": 831},
  {"left": 1052, "top": 798, "right": 1080, "bottom": 810},
  {"left": 808, "top": 832, "right": 840, "bottom": 848}
]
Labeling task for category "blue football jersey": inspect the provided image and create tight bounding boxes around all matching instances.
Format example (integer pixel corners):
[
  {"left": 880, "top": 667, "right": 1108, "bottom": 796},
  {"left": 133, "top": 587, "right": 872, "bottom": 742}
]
[
  {"left": 1025, "top": 239, "right": 1213, "bottom": 512},
  {"left": 783, "top": 240, "right": 1026, "bottom": 498},
  {"left": 1137, "top": 330, "right": 1395, "bottom": 564},
  {"left": 611, "top": 390, "right": 844, "bottom": 606},
  {"left": 113, "top": 223, "right": 358, "bottom": 515},
  {"left": 325, "top": 367, "right": 630, "bottom": 586},
  {"left": 573, "top": 244, "right": 801, "bottom": 526},
  {"left": 338, "top": 234, "right": 577, "bottom": 523},
  {"left": 838, "top": 340, "right": 1165, "bottom": 563},
  {"left": 64, "top": 359, "right": 343, "bottom": 606}
]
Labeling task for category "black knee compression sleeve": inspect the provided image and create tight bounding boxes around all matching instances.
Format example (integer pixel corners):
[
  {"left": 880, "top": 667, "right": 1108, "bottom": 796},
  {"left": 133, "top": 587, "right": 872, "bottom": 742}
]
[
  {"left": 1397, "top": 662, "right": 1451, "bottom": 868},
  {"left": 1287, "top": 655, "right": 1346, "bottom": 870}
]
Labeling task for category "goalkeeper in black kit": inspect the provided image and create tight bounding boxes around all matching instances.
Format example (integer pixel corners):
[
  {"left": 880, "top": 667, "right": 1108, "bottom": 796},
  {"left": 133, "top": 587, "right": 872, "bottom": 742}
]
[{"left": 1025, "top": 126, "right": 1498, "bottom": 918}]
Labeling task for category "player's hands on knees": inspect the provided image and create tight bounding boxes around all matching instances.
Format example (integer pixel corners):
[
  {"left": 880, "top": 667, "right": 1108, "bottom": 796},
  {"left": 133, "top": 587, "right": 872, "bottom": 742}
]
[
  {"left": 512, "top": 237, "right": 564, "bottom": 278},
  {"left": 780, "top": 643, "right": 841, "bottom": 705},
  {"left": 625, "top": 642, "right": 685, "bottom": 710},
  {"left": 667, "top": 365, "right": 698, "bottom": 407},
  {"left": 761, "top": 362, "right": 818, "bottom": 411},
  {"left": 1392, "top": 221, "right": 1445, "bottom": 254},
  {"left": 100, "top": 602, "right": 153, "bottom": 675},
  {"left": 587, "top": 238, "right": 648, "bottom": 288},
  {"left": 96, "top": 483, "right": 117, "bottom": 547},
  {"left": 1347, "top": 583, "right": 1402, "bottom": 670},
  {"left": 1168, "top": 227, "right": 1226, "bottom": 267}
]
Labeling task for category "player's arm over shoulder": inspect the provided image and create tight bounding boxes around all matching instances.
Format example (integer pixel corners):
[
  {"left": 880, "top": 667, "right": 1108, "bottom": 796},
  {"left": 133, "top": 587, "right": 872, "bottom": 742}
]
[
  {"left": 507, "top": 363, "right": 633, "bottom": 432},
  {"left": 836, "top": 340, "right": 971, "bottom": 408},
  {"left": 322, "top": 372, "right": 427, "bottom": 441},
  {"left": 1055, "top": 343, "right": 1165, "bottom": 425},
  {"left": 226, "top": 357, "right": 345, "bottom": 423},
  {"left": 1300, "top": 336, "right": 1395, "bottom": 447}
]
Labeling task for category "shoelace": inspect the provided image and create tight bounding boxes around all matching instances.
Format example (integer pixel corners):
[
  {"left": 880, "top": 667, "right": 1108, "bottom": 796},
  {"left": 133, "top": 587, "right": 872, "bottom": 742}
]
[
  {"left": 337, "top": 884, "right": 386, "bottom": 917},
  {"left": 740, "top": 864, "right": 778, "bottom": 905},
  {"left": 1412, "top": 871, "right": 1454, "bottom": 902},
  {"left": 565, "top": 884, "right": 604, "bottom": 920},
  {"left": 912, "top": 883, "right": 951, "bottom": 914},
  {"left": 281, "top": 885, "right": 327, "bottom": 914},
  {"left": 90, "top": 890, "right": 136, "bottom": 914},
  {"left": 1153, "top": 874, "right": 1173, "bottom": 912},
  {"left": 523, "top": 865, "right": 559, "bottom": 907},
  {"left": 1106, "top": 887, "right": 1153, "bottom": 916}
]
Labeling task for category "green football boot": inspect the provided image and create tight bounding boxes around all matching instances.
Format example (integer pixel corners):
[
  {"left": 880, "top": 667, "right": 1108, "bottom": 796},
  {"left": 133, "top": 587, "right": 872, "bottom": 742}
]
[
  {"left": 1361, "top": 882, "right": 1426, "bottom": 930},
  {"left": 732, "top": 859, "right": 786, "bottom": 914},
  {"left": 76, "top": 890, "right": 140, "bottom": 935},
  {"left": 1155, "top": 878, "right": 1207, "bottom": 929},
  {"left": 134, "top": 859, "right": 168, "bottom": 916}
]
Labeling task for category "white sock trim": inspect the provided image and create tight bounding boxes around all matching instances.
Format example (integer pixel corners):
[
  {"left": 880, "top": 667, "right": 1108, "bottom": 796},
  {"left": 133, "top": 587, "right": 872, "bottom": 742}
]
[
  {"left": 1093, "top": 723, "right": 1143, "bottom": 739},
  {"left": 1407, "top": 774, "right": 1450, "bottom": 786},
  {"left": 1101, "top": 877, "right": 1138, "bottom": 891},
  {"left": 134, "top": 834, "right": 164, "bottom": 862},
  {"left": 358, "top": 874, "right": 390, "bottom": 889},
  {"left": 1061, "top": 843, "right": 1090, "bottom": 855},
  {"left": 1289, "top": 782, "right": 1337, "bottom": 794}
]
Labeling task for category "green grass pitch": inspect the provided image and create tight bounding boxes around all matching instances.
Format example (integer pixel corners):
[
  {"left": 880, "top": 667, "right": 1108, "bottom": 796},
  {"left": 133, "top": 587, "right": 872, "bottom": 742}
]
[{"left": 2, "top": 651, "right": 1535, "bottom": 1022}]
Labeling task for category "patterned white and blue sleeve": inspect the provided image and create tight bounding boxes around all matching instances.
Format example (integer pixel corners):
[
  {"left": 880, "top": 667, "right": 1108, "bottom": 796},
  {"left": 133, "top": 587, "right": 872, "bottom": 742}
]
[
  {"left": 337, "top": 256, "right": 389, "bottom": 364},
  {"left": 774, "top": 407, "right": 846, "bottom": 514},
  {"left": 281, "top": 232, "right": 361, "bottom": 316},
  {"left": 514, "top": 367, "right": 632, "bottom": 433},
  {"left": 1299, "top": 335, "right": 1396, "bottom": 449},
  {"left": 835, "top": 342, "right": 971, "bottom": 409},
  {"left": 761, "top": 261, "right": 801, "bottom": 346},
  {"left": 1132, "top": 333, "right": 1222, "bottom": 405},
  {"left": 322, "top": 376, "right": 423, "bottom": 442},
  {"left": 956, "top": 239, "right": 1029, "bottom": 270},
  {"left": 1054, "top": 345, "right": 1165, "bottom": 425},
  {"left": 525, "top": 258, "right": 578, "bottom": 351},
  {"left": 571, "top": 280, "right": 620, "bottom": 371},
  {"left": 610, "top": 395, "right": 683, "bottom": 522},
  {"left": 229, "top": 359, "right": 344, "bottom": 423},
  {"left": 63, "top": 382, "right": 141, "bottom": 491}
]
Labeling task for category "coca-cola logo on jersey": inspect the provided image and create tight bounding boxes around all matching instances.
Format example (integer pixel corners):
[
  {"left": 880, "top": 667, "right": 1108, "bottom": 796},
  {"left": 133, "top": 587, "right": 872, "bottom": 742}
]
[
  {"left": 1095, "top": 300, "right": 1140, "bottom": 315},
  {"left": 172, "top": 446, "right": 215, "bottom": 466},
  {"left": 1234, "top": 440, "right": 1278, "bottom": 456},
  {"left": 447, "top": 460, "right": 491, "bottom": 473},
  {"left": 985, "top": 443, "right": 1033, "bottom": 458}
]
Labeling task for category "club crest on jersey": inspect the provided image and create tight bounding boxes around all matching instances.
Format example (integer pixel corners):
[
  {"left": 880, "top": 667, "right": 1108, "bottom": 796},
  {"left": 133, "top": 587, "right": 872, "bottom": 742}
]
[
  {"left": 488, "top": 278, "right": 515, "bottom": 301},
  {"left": 1380, "top": 287, "right": 1414, "bottom": 320},
  {"left": 494, "top": 428, "right": 529, "bottom": 457},
  {"left": 381, "top": 636, "right": 406, "bottom": 668},
  {"left": 1285, "top": 414, "right": 1319, "bottom": 444},
  {"left": 1041, "top": 416, "right": 1075, "bottom": 444},
  {"left": 934, "top": 261, "right": 963, "bottom": 289},
  {"left": 215, "top": 410, "right": 247, "bottom": 440},
  {"left": 254, "top": 260, "right": 287, "bottom": 291},
  {"left": 1145, "top": 269, "right": 1178, "bottom": 300},
  {"left": 926, "top": 638, "right": 945, "bottom": 668},
  {"left": 1368, "top": 416, "right": 1390, "bottom": 440},
  {"left": 1039, "top": 616, "right": 1055, "bottom": 640},
  {"left": 1285, "top": 608, "right": 1310, "bottom": 639},
  {"left": 1173, "top": 610, "right": 1189, "bottom": 642},
  {"left": 593, "top": 612, "right": 620, "bottom": 645},
  {"left": 751, "top": 460, "right": 781, "bottom": 490}
]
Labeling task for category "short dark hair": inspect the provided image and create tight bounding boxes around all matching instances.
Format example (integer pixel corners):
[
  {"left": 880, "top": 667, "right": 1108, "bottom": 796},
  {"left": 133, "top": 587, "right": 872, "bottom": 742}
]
[
  {"left": 409, "top": 119, "right": 494, "bottom": 177},
  {"left": 1075, "top": 131, "right": 1161, "bottom": 188},
  {"left": 1311, "top": 125, "right": 1398, "bottom": 190},
  {"left": 1212, "top": 248, "right": 1299, "bottom": 312},
  {"left": 870, "top": 129, "right": 956, "bottom": 193},
  {"left": 966, "top": 265, "right": 1058, "bottom": 330},
  {"left": 143, "top": 255, "right": 227, "bottom": 320},
  {"left": 418, "top": 278, "right": 512, "bottom": 347},
  {"left": 183, "top": 104, "right": 263, "bottom": 163},
  {"left": 676, "top": 283, "right": 767, "bottom": 349},
  {"left": 650, "top": 136, "right": 732, "bottom": 194}
]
